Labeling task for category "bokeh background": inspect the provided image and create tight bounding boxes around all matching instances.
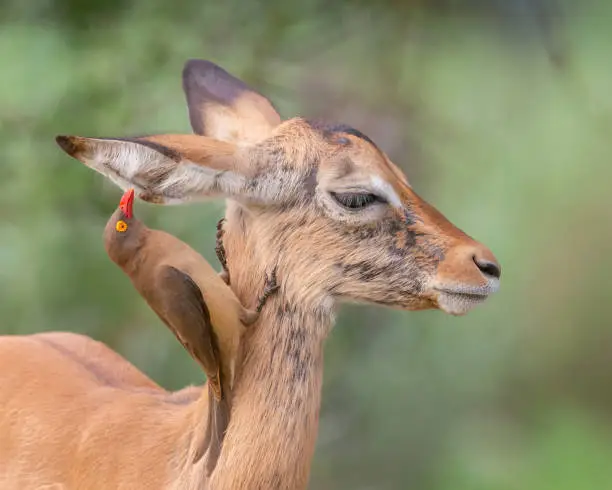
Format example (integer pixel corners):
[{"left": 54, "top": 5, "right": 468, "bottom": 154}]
[{"left": 2, "top": 0, "right": 611, "bottom": 488}]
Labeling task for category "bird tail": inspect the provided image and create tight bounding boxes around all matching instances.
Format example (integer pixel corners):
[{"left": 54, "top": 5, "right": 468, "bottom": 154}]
[{"left": 192, "top": 383, "right": 231, "bottom": 476}]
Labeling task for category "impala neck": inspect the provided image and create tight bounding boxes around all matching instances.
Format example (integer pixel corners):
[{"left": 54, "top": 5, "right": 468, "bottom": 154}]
[{"left": 206, "top": 238, "right": 334, "bottom": 489}]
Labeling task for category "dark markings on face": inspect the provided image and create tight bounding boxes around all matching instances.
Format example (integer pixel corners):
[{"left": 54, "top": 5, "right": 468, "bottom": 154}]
[
  {"left": 329, "top": 124, "right": 377, "bottom": 148},
  {"left": 340, "top": 216, "right": 408, "bottom": 243},
  {"left": 417, "top": 238, "right": 446, "bottom": 262},
  {"left": 340, "top": 211, "right": 443, "bottom": 263},
  {"left": 303, "top": 165, "right": 319, "bottom": 198},
  {"left": 403, "top": 208, "right": 418, "bottom": 226},
  {"left": 341, "top": 261, "right": 399, "bottom": 282},
  {"left": 306, "top": 119, "right": 379, "bottom": 150},
  {"left": 389, "top": 229, "right": 417, "bottom": 255},
  {"left": 329, "top": 208, "right": 446, "bottom": 294}
]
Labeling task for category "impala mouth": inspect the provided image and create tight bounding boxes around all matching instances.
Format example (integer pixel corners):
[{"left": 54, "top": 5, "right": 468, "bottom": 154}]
[{"left": 434, "top": 280, "right": 500, "bottom": 316}]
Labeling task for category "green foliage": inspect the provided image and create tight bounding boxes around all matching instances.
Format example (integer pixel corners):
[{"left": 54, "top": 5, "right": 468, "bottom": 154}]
[
  {"left": 1, "top": 1, "right": 610, "bottom": 488},
  {"left": 437, "top": 408, "right": 612, "bottom": 490}
]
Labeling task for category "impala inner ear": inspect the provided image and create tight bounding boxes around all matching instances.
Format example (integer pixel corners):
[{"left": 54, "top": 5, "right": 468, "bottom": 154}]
[
  {"left": 182, "top": 59, "right": 281, "bottom": 143},
  {"left": 54, "top": 134, "right": 243, "bottom": 203},
  {"left": 55, "top": 133, "right": 299, "bottom": 206}
]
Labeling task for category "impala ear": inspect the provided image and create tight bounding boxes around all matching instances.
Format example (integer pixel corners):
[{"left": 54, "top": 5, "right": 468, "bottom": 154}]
[
  {"left": 182, "top": 59, "right": 281, "bottom": 143},
  {"left": 55, "top": 133, "right": 288, "bottom": 205}
]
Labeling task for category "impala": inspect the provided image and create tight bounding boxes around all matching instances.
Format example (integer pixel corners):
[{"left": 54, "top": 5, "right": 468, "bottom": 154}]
[{"left": 0, "top": 59, "right": 501, "bottom": 489}]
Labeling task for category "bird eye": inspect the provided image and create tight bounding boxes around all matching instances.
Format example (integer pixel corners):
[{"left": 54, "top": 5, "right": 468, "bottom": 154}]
[
  {"left": 116, "top": 220, "right": 128, "bottom": 233},
  {"left": 330, "top": 192, "right": 385, "bottom": 210}
]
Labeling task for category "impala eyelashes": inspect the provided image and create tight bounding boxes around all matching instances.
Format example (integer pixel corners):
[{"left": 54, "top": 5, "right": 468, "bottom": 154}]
[{"left": 330, "top": 191, "right": 386, "bottom": 210}]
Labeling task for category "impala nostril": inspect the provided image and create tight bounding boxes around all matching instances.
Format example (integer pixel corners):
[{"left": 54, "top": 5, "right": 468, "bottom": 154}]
[{"left": 473, "top": 256, "right": 501, "bottom": 279}]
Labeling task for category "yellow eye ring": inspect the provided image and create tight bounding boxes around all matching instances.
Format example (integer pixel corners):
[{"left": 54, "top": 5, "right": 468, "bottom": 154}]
[{"left": 116, "top": 220, "right": 128, "bottom": 233}]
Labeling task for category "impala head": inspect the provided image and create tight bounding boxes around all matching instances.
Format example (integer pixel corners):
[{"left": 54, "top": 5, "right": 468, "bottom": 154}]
[{"left": 56, "top": 59, "right": 500, "bottom": 316}]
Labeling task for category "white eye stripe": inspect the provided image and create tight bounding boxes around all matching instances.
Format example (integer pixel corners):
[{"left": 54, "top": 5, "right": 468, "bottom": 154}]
[{"left": 370, "top": 176, "right": 402, "bottom": 208}]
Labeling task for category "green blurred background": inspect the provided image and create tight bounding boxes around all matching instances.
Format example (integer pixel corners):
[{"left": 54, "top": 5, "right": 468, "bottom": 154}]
[{"left": 2, "top": 0, "right": 611, "bottom": 488}]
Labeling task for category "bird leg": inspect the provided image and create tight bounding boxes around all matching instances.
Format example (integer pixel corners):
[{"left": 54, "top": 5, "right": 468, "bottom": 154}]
[
  {"left": 240, "top": 267, "right": 280, "bottom": 326},
  {"left": 256, "top": 267, "right": 280, "bottom": 313},
  {"left": 215, "top": 218, "right": 230, "bottom": 285}
]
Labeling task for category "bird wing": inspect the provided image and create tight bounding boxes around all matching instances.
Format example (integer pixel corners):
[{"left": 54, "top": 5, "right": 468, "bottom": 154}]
[{"left": 156, "top": 265, "right": 223, "bottom": 401}]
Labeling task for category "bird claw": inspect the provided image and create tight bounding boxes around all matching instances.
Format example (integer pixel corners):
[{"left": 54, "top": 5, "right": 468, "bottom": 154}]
[
  {"left": 215, "top": 218, "right": 230, "bottom": 285},
  {"left": 256, "top": 267, "right": 280, "bottom": 314}
]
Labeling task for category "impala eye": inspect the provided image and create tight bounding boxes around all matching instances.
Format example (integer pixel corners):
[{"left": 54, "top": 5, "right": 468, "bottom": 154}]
[{"left": 330, "top": 192, "right": 385, "bottom": 210}]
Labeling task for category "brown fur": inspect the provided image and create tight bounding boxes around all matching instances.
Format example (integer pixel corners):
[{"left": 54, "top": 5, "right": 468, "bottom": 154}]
[
  {"left": 104, "top": 197, "right": 265, "bottom": 475},
  {"left": 0, "top": 59, "right": 501, "bottom": 489}
]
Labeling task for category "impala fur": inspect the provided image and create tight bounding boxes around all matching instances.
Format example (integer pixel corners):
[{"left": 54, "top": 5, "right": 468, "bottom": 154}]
[{"left": 0, "top": 59, "right": 500, "bottom": 489}]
